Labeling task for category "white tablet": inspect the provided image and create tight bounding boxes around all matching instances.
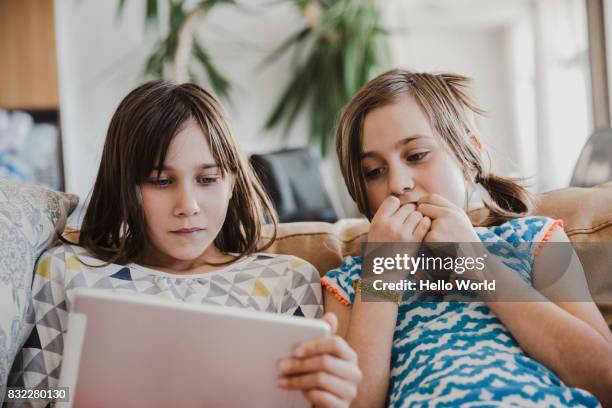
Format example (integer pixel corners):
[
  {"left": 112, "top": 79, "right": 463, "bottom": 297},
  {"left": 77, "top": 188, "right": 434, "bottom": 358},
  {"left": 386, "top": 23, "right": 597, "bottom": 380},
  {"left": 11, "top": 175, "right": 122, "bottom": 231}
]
[{"left": 58, "top": 289, "right": 330, "bottom": 408}]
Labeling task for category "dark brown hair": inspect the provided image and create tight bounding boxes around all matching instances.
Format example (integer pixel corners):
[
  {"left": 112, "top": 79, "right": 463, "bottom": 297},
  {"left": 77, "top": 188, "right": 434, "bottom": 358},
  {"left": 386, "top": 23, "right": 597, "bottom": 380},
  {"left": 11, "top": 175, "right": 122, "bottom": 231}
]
[
  {"left": 336, "top": 68, "right": 533, "bottom": 226},
  {"left": 75, "top": 80, "right": 277, "bottom": 265}
]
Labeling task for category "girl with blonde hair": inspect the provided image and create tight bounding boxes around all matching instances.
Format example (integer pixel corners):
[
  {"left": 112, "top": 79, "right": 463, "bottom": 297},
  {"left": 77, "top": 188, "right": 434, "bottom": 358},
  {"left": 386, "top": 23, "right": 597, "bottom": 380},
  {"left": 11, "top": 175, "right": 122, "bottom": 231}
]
[{"left": 323, "top": 69, "right": 612, "bottom": 407}]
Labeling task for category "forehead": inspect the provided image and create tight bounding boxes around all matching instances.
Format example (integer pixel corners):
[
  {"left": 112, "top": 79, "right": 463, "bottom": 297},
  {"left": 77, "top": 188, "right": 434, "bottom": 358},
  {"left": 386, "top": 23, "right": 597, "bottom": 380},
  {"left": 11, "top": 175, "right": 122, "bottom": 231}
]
[
  {"left": 362, "top": 96, "right": 435, "bottom": 153},
  {"left": 162, "top": 121, "right": 215, "bottom": 165}
]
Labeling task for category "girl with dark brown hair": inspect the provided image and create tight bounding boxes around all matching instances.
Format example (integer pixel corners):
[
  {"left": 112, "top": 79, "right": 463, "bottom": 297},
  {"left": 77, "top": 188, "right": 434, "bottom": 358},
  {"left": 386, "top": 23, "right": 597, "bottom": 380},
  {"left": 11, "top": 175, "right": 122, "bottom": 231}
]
[
  {"left": 322, "top": 69, "right": 611, "bottom": 407},
  {"left": 12, "top": 80, "right": 361, "bottom": 407}
]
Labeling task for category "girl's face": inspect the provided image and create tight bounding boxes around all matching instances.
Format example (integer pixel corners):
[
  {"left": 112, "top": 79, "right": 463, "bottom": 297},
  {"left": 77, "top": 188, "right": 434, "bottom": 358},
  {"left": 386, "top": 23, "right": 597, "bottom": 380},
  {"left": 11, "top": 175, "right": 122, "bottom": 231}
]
[
  {"left": 361, "top": 96, "right": 468, "bottom": 214},
  {"left": 140, "top": 120, "right": 234, "bottom": 271}
]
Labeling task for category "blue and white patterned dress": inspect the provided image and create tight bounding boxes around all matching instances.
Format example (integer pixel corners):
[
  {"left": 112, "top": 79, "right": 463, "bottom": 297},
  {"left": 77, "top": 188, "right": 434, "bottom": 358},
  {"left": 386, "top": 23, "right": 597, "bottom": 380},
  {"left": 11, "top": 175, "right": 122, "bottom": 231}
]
[{"left": 322, "top": 216, "right": 601, "bottom": 407}]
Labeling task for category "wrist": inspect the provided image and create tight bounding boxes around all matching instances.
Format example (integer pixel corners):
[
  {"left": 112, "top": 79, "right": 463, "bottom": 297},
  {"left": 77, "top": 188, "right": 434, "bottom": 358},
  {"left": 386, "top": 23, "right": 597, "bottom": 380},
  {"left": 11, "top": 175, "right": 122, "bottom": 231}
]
[{"left": 353, "top": 278, "right": 402, "bottom": 305}]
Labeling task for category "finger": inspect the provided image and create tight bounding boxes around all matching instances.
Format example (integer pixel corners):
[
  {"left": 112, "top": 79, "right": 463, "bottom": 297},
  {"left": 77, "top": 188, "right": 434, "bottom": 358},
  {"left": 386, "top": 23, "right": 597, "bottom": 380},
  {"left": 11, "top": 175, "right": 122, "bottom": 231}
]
[
  {"left": 413, "top": 216, "right": 431, "bottom": 241},
  {"left": 416, "top": 203, "right": 449, "bottom": 219},
  {"left": 372, "top": 196, "right": 400, "bottom": 221},
  {"left": 320, "top": 313, "right": 338, "bottom": 335},
  {"left": 278, "top": 355, "right": 362, "bottom": 384},
  {"left": 402, "top": 210, "right": 423, "bottom": 233},
  {"left": 279, "top": 372, "right": 355, "bottom": 401},
  {"left": 304, "top": 389, "right": 347, "bottom": 408},
  {"left": 294, "top": 335, "right": 357, "bottom": 362},
  {"left": 390, "top": 203, "right": 417, "bottom": 224},
  {"left": 417, "top": 193, "right": 456, "bottom": 208}
]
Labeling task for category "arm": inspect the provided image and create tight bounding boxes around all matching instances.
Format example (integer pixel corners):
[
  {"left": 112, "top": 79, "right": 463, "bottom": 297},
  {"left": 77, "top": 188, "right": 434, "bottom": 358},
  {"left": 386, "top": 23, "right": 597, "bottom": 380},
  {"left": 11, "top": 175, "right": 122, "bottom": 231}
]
[
  {"left": 484, "top": 227, "right": 612, "bottom": 406},
  {"left": 323, "top": 286, "right": 352, "bottom": 339},
  {"left": 324, "top": 196, "right": 430, "bottom": 408},
  {"left": 325, "top": 289, "right": 397, "bottom": 408}
]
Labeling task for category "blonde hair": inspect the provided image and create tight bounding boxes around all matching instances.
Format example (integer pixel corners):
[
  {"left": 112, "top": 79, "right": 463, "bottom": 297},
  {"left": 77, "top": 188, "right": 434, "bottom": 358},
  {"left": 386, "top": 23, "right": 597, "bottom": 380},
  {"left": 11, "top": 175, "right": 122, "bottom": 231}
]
[{"left": 336, "top": 68, "right": 533, "bottom": 226}]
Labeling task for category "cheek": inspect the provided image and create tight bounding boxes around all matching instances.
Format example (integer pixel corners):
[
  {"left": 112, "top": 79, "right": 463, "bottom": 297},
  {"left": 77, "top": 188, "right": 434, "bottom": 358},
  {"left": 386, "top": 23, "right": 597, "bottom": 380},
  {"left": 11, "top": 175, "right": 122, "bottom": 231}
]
[
  {"left": 365, "top": 183, "right": 386, "bottom": 214},
  {"left": 426, "top": 154, "right": 467, "bottom": 205},
  {"left": 197, "top": 184, "right": 233, "bottom": 218},
  {"left": 140, "top": 189, "right": 162, "bottom": 221}
]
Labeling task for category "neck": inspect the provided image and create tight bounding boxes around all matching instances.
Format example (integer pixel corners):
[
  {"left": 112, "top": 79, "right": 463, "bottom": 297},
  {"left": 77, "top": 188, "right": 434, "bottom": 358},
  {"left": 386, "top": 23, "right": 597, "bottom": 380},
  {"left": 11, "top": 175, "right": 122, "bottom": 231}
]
[{"left": 140, "top": 245, "right": 237, "bottom": 274}]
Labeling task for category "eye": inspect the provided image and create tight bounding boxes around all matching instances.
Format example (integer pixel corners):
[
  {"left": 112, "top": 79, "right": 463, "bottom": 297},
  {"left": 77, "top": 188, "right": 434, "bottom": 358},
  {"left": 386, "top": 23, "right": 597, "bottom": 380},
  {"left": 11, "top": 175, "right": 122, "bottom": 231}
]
[
  {"left": 406, "top": 151, "right": 429, "bottom": 162},
  {"left": 365, "top": 167, "right": 386, "bottom": 180},
  {"left": 197, "top": 175, "right": 219, "bottom": 184},
  {"left": 148, "top": 178, "right": 171, "bottom": 188}
]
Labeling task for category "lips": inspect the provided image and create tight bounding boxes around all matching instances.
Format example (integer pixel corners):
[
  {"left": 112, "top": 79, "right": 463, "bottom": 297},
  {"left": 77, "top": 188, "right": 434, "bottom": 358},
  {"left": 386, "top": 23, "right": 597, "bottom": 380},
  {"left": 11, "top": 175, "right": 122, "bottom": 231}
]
[{"left": 171, "top": 228, "right": 204, "bottom": 234}]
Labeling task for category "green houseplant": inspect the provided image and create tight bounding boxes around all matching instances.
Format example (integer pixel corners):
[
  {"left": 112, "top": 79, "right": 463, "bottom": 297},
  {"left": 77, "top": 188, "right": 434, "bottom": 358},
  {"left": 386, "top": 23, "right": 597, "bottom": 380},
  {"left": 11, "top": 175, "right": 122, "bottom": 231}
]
[
  {"left": 264, "top": 0, "right": 389, "bottom": 155},
  {"left": 117, "top": 0, "right": 234, "bottom": 99}
]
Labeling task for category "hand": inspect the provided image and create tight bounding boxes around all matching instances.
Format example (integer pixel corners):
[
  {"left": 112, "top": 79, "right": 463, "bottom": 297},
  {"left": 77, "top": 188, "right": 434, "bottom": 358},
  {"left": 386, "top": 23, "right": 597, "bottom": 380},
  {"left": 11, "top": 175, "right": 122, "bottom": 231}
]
[
  {"left": 277, "top": 313, "right": 362, "bottom": 407},
  {"left": 417, "top": 194, "right": 481, "bottom": 243},
  {"left": 368, "top": 196, "right": 431, "bottom": 243}
]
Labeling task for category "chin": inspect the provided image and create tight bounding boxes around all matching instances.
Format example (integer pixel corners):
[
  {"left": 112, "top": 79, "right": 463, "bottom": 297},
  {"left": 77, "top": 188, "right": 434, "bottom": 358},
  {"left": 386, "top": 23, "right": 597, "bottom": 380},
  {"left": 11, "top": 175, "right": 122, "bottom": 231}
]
[{"left": 166, "top": 246, "right": 207, "bottom": 262}]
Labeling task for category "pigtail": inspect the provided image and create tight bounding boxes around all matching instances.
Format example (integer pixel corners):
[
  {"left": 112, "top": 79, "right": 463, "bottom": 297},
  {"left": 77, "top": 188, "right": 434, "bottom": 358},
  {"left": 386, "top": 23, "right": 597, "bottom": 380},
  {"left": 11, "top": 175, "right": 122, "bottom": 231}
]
[
  {"left": 477, "top": 173, "right": 534, "bottom": 226},
  {"left": 434, "top": 73, "right": 535, "bottom": 226}
]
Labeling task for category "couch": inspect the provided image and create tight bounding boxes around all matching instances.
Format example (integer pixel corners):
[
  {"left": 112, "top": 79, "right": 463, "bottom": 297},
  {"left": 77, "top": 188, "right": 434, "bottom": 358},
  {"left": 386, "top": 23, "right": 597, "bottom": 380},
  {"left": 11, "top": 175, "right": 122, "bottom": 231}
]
[{"left": 1, "top": 179, "right": 611, "bottom": 403}]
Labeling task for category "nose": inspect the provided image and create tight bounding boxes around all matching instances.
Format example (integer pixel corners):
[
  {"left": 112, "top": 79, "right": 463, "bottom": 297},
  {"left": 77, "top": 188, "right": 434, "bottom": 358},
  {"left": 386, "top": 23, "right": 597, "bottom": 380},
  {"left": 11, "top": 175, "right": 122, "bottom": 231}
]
[
  {"left": 173, "top": 184, "right": 201, "bottom": 217},
  {"left": 388, "top": 163, "right": 415, "bottom": 198}
]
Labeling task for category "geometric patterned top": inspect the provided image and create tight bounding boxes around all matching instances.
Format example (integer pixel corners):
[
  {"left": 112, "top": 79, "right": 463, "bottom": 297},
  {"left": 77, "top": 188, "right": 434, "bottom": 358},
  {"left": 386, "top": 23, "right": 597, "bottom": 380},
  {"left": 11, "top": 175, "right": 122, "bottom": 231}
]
[
  {"left": 8, "top": 243, "right": 323, "bottom": 407},
  {"left": 322, "top": 216, "right": 601, "bottom": 407}
]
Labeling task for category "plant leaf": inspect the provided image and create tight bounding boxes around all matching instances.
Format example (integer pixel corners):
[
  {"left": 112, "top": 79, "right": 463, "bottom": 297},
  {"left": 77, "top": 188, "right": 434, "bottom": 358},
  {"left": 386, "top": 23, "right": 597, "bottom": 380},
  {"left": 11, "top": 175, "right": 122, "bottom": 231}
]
[
  {"left": 263, "top": 0, "right": 389, "bottom": 156},
  {"left": 115, "top": 0, "right": 127, "bottom": 21},
  {"left": 257, "top": 27, "right": 311, "bottom": 69},
  {"left": 192, "top": 37, "right": 231, "bottom": 100},
  {"left": 145, "top": 0, "right": 160, "bottom": 27}
]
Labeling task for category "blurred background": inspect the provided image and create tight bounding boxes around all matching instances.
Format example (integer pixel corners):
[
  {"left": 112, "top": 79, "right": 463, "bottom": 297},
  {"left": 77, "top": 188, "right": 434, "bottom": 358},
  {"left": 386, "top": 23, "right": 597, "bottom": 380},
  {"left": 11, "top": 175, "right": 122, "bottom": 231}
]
[{"left": 0, "top": 0, "right": 610, "bottom": 221}]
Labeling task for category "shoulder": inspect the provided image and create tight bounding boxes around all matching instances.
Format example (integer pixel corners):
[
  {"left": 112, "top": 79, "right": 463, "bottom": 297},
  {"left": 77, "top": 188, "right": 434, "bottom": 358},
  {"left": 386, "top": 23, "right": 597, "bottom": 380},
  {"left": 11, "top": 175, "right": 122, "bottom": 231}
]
[
  {"left": 513, "top": 216, "right": 564, "bottom": 243},
  {"left": 321, "top": 256, "right": 363, "bottom": 306},
  {"left": 326, "top": 256, "right": 363, "bottom": 278},
  {"left": 246, "top": 253, "right": 320, "bottom": 281},
  {"left": 254, "top": 254, "right": 324, "bottom": 317},
  {"left": 478, "top": 216, "right": 564, "bottom": 244},
  {"left": 39, "top": 241, "right": 109, "bottom": 263},
  {"left": 247, "top": 252, "right": 317, "bottom": 269},
  {"left": 36, "top": 242, "right": 77, "bottom": 274},
  {"left": 35, "top": 241, "right": 121, "bottom": 280}
]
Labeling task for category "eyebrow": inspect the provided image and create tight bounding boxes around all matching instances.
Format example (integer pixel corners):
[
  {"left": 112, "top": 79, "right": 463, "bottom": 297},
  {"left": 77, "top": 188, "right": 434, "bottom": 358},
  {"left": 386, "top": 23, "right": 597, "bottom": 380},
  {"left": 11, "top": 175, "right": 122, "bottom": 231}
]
[
  {"left": 360, "top": 135, "right": 427, "bottom": 159},
  {"left": 153, "top": 163, "right": 219, "bottom": 171}
]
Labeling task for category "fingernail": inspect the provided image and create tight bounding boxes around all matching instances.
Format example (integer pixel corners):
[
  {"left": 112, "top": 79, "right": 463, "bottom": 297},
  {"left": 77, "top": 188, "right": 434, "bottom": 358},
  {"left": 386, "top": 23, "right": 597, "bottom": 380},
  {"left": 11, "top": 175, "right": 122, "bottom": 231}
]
[
  {"left": 277, "top": 378, "right": 288, "bottom": 387},
  {"left": 278, "top": 359, "right": 289, "bottom": 371},
  {"left": 294, "top": 346, "right": 304, "bottom": 357}
]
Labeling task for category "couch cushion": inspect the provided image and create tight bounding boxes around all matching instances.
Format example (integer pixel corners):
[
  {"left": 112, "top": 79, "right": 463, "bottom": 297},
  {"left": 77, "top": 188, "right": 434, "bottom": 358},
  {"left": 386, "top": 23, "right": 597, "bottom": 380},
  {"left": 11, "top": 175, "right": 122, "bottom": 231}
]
[
  {"left": 262, "top": 183, "right": 612, "bottom": 328},
  {"left": 262, "top": 219, "right": 368, "bottom": 277},
  {"left": 0, "top": 179, "right": 78, "bottom": 402}
]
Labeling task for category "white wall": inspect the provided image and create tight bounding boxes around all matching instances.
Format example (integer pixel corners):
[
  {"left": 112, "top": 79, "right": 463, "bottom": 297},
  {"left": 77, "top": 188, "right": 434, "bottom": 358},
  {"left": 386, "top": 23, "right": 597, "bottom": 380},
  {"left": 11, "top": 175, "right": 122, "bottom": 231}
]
[
  {"left": 383, "top": 0, "right": 591, "bottom": 191},
  {"left": 54, "top": 0, "right": 310, "bottom": 200},
  {"left": 55, "top": 0, "right": 592, "bottom": 214},
  {"left": 55, "top": 0, "right": 148, "bottom": 199},
  {"left": 532, "top": 0, "right": 591, "bottom": 190}
]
